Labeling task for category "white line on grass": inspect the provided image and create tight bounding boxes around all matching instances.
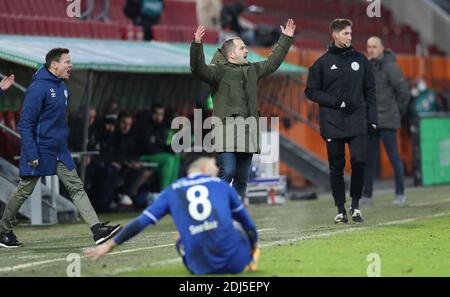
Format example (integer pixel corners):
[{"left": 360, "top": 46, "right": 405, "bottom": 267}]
[
  {"left": 0, "top": 228, "right": 276, "bottom": 273},
  {"left": 410, "top": 198, "right": 450, "bottom": 207},
  {"left": 0, "top": 243, "right": 176, "bottom": 273},
  {"left": 108, "top": 211, "right": 450, "bottom": 275},
  {"left": 259, "top": 211, "right": 450, "bottom": 248},
  {"left": 0, "top": 213, "right": 448, "bottom": 274}
]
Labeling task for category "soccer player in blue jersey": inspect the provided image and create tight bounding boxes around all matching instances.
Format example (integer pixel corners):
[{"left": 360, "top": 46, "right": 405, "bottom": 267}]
[{"left": 85, "top": 153, "right": 260, "bottom": 274}]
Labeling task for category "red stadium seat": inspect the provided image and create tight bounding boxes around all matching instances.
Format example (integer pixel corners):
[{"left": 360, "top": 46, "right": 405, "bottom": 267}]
[{"left": 0, "top": 15, "right": 7, "bottom": 34}]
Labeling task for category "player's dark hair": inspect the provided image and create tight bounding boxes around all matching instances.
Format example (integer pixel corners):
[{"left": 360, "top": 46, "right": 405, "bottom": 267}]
[
  {"left": 118, "top": 110, "right": 132, "bottom": 122},
  {"left": 329, "top": 18, "right": 353, "bottom": 34},
  {"left": 151, "top": 103, "right": 164, "bottom": 112},
  {"left": 45, "top": 48, "right": 70, "bottom": 69},
  {"left": 183, "top": 152, "right": 217, "bottom": 169}
]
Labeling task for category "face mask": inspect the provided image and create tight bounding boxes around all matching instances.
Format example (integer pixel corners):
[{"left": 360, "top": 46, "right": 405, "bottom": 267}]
[
  {"left": 417, "top": 81, "right": 427, "bottom": 92},
  {"left": 411, "top": 88, "right": 419, "bottom": 97}
]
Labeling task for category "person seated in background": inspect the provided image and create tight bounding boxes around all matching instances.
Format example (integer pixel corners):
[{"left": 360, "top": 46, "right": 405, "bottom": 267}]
[
  {"left": 68, "top": 106, "right": 100, "bottom": 153},
  {"left": 88, "top": 114, "right": 119, "bottom": 212},
  {"left": 67, "top": 107, "right": 102, "bottom": 200},
  {"left": 137, "top": 103, "right": 180, "bottom": 192},
  {"left": 85, "top": 152, "right": 260, "bottom": 275},
  {"left": 114, "top": 111, "right": 153, "bottom": 208},
  {"left": 101, "top": 100, "right": 120, "bottom": 121}
]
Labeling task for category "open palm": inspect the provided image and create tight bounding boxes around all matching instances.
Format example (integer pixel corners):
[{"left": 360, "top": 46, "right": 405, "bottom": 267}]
[
  {"left": 194, "top": 26, "right": 206, "bottom": 43},
  {"left": 0, "top": 74, "right": 15, "bottom": 91},
  {"left": 280, "top": 19, "right": 296, "bottom": 37}
]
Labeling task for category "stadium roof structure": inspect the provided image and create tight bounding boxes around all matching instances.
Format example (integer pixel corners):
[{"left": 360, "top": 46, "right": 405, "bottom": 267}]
[{"left": 0, "top": 35, "right": 306, "bottom": 74}]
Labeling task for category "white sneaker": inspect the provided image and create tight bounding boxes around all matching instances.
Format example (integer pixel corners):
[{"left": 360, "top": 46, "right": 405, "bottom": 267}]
[
  {"left": 349, "top": 208, "right": 364, "bottom": 223},
  {"left": 334, "top": 213, "right": 348, "bottom": 224},
  {"left": 392, "top": 194, "right": 406, "bottom": 206}
]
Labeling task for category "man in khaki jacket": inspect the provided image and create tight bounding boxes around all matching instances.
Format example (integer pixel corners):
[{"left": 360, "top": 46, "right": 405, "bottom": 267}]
[{"left": 190, "top": 19, "right": 295, "bottom": 202}]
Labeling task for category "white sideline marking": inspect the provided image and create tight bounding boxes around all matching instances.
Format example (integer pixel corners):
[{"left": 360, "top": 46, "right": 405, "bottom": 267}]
[
  {"left": 110, "top": 212, "right": 450, "bottom": 274},
  {"left": 0, "top": 243, "right": 176, "bottom": 273},
  {"left": 410, "top": 198, "right": 450, "bottom": 207},
  {"left": 260, "top": 212, "right": 450, "bottom": 248},
  {"left": 0, "top": 213, "right": 447, "bottom": 273},
  {"left": 0, "top": 228, "right": 275, "bottom": 273}
]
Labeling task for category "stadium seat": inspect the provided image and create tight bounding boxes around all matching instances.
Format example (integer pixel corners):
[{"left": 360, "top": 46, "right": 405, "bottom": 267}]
[{"left": 0, "top": 0, "right": 442, "bottom": 53}]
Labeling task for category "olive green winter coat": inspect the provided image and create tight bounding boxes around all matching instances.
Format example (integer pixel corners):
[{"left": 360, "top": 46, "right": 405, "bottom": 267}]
[{"left": 190, "top": 34, "right": 293, "bottom": 153}]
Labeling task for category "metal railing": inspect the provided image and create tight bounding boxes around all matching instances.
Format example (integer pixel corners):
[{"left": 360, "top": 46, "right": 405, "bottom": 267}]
[
  {"left": 258, "top": 73, "right": 320, "bottom": 131},
  {"left": 0, "top": 122, "right": 20, "bottom": 139}
]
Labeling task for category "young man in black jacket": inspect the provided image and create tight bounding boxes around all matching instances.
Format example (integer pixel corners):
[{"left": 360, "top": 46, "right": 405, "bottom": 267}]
[{"left": 305, "top": 19, "right": 377, "bottom": 224}]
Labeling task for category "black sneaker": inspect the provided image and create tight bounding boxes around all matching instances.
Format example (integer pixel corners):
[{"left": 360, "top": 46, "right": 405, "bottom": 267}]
[
  {"left": 91, "top": 221, "right": 122, "bottom": 245},
  {"left": 334, "top": 213, "right": 348, "bottom": 224},
  {"left": 0, "top": 231, "right": 23, "bottom": 248},
  {"left": 350, "top": 208, "right": 364, "bottom": 223}
]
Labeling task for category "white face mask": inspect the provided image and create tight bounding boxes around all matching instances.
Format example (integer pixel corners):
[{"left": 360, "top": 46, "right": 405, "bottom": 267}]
[
  {"left": 417, "top": 81, "right": 427, "bottom": 92},
  {"left": 411, "top": 88, "right": 419, "bottom": 97}
]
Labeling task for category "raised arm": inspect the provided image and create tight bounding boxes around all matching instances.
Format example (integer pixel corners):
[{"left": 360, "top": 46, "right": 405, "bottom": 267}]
[
  {"left": 0, "top": 74, "right": 15, "bottom": 93},
  {"left": 255, "top": 19, "right": 296, "bottom": 78},
  {"left": 190, "top": 26, "right": 218, "bottom": 84}
]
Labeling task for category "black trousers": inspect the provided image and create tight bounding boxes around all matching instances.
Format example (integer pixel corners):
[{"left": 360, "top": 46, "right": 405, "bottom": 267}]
[{"left": 325, "top": 135, "right": 368, "bottom": 207}]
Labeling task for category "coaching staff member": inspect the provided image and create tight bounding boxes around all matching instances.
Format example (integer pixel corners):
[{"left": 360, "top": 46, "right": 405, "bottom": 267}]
[
  {"left": 190, "top": 20, "right": 295, "bottom": 203},
  {"left": 304, "top": 19, "right": 377, "bottom": 224},
  {"left": 0, "top": 48, "right": 121, "bottom": 248}
]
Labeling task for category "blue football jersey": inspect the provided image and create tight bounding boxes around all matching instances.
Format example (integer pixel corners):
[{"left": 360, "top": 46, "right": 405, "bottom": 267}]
[{"left": 143, "top": 173, "right": 255, "bottom": 274}]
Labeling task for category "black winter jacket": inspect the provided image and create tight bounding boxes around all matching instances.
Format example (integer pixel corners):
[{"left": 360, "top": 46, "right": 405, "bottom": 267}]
[{"left": 305, "top": 43, "right": 377, "bottom": 139}]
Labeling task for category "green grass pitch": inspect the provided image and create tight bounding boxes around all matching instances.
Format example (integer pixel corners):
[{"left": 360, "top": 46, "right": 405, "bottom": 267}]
[{"left": 1, "top": 184, "right": 450, "bottom": 276}]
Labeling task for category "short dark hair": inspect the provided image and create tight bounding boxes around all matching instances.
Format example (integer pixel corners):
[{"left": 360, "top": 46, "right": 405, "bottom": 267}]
[
  {"left": 118, "top": 110, "right": 133, "bottom": 122},
  {"left": 183, "top": 152, "right": 216, "bottom": 170},
  {"left": 329, "top": 18, "right": 353, "bottom": 34},
  {"left": 45, "top": 48, "right": 70, "bottom": 69},
  {"left": 151, "top": 103, "right": 164, "bottom": 112},
  {"left": 220, "top": 37, "right": 241, "bottom": 58}
]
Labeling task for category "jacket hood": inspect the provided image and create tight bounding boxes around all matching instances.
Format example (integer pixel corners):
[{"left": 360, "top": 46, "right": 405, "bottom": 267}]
[
  {"left": 32, "top": 66, "right": 64, "bottom": 83},
  {"left": 210, "top": 48, "right": 249, "bottom": 66},
  {"left": 371, "top": 49, "right": 397, "bottom": 68},
  {"left": 211, "top": 49, "right": 228, "bottom": 65},
  {"left": 379, "top": 49, "right": 397, "bottom": 63},
  {"left": 327, "top": 41, "right": 355, "bottom": 56}
]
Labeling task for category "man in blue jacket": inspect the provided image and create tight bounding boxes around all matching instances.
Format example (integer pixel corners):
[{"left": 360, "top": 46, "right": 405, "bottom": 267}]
[
  {"left": 0, "top": 48, "right": 121, "bottom": 248},
  {"left": 0, "top": 74, "right": 15, "bottom": 96}
]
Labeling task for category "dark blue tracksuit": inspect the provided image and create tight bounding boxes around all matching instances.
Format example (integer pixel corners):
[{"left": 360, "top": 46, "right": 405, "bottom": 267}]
[{"left": 18, "top": 66, "right": 75, "bottom": 177}]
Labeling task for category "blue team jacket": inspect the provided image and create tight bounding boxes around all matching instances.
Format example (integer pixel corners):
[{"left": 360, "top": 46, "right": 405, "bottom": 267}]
[{"left": 18, "top": 66, "right": 75, "bottom": 177}]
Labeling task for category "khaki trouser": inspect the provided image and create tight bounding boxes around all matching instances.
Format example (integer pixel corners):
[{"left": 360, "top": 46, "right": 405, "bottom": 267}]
[{"left": 0, "top": 161, "right": 100, "bottom": 233}]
